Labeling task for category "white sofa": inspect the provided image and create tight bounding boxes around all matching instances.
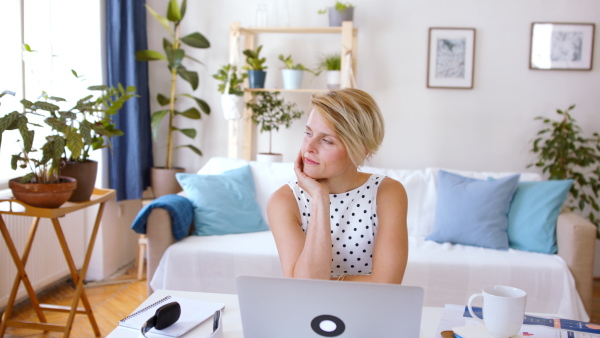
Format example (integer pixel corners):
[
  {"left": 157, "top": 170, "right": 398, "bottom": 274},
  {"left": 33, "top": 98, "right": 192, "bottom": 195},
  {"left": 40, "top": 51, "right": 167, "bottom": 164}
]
[{"left": 144, "top": 157, "right": 595, "bottom": 321}]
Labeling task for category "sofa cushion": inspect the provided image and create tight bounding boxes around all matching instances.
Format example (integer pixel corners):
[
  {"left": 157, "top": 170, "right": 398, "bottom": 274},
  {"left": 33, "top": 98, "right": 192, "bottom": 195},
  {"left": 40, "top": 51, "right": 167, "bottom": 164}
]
[
  {"left": 426, "top": 170, "right": 520, "bottom": 250},
  {"left": 176, "top": 165, "right": 268, "bottom": 236},
  {"left": 507, "top": 179, "right": 573, "bottom": 254}
]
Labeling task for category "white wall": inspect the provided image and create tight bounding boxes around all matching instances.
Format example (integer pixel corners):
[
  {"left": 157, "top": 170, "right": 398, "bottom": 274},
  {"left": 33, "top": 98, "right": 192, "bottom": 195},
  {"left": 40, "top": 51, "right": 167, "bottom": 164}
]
[{"left": 145, "top": 0, "right": 600, "bottom": 174}]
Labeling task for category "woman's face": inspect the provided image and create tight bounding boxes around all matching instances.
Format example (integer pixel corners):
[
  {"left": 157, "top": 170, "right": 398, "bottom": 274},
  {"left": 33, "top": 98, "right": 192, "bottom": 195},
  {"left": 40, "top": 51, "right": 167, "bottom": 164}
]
[{"left": 301, "top": 109, "right": 354, "bottom": 180}]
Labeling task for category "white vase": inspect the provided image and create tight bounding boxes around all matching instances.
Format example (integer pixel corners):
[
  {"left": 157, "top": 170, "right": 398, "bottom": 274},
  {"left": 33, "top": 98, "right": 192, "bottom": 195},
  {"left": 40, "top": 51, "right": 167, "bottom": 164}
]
[
  {"left": 326, "top": 70, "right": 341, "bottom": 90},
  {"left": 221, "top": 94, "right": 244, "bottom": 120},
  {"left": 282, "top": 69, "right": 303, "bottom": 89},
  {"left": 256, "top": 153, "right": 283, "bottom": 163}
]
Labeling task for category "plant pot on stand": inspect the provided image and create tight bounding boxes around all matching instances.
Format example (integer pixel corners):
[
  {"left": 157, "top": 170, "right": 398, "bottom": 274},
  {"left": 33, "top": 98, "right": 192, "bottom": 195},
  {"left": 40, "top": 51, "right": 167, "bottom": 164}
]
[
  {"left": 328, "top": 7, "right": 354, "bottom": 27},
  {"left": 326, "top": 70, "right": 341, "bottom": 90},
  {"left": 151, "top": 167, "right": 185, "bottom": 198},
  {"left": 248, "top": 70, "right": 267, "bottom": 89},
  {"left": 282, "top": 69, "right": 304, "bottom": 90},
  {"left": 9, "top": 177, "right": 77, "bottom": 208},
  {"left": 60, "top": 160, "right": 98, "bottom": 202}
]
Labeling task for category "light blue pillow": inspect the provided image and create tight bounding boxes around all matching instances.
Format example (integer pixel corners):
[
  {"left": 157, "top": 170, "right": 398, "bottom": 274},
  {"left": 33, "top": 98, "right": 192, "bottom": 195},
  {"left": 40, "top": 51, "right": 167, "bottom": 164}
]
[
  {"left": 507, "top": 179, "right": 573, "bottom": 254},
  {"left": 426, "top": 170, "right": 520, "bottom": 250},
  {"left": 176, "top": 165, "right": 268, "bottom": 236}
]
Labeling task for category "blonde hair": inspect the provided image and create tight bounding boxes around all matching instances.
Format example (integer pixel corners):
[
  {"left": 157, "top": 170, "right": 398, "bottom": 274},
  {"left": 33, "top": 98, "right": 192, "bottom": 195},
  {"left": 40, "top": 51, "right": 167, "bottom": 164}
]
[{"left": 310, "top": 88, "right": 385, "bottom": 167}]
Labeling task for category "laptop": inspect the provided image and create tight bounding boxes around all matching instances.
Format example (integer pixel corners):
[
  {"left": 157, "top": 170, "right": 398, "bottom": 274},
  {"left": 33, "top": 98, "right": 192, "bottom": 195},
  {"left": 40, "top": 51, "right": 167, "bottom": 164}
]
[{"left": 236, "top": 275, "right": 424, "bottom": 338}]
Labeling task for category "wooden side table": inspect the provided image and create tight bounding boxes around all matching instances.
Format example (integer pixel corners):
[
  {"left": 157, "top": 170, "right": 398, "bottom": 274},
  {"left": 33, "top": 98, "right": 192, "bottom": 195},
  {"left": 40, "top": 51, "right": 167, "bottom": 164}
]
[{"left": 0, "top": 188, "right": 116, "bottom": 338}]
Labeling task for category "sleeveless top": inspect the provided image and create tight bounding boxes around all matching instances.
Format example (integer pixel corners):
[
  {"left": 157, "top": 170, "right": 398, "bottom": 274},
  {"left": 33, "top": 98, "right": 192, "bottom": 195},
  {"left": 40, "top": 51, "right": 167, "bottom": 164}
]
[{"left": 288, "top": 174, "right": 384, "bottom": 277}]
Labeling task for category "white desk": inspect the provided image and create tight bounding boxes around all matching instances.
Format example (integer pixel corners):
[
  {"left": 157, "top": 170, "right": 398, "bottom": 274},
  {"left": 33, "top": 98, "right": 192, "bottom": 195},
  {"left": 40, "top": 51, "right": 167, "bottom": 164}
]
[{"left": 109, "top": 289, "right": 444, "bottom": 337}]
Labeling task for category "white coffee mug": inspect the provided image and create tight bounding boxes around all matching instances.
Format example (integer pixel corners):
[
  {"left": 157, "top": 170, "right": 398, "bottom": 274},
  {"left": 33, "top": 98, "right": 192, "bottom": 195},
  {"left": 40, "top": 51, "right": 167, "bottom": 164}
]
[{"left": 467, "top": 285, "right": 527, "bottom": 338}]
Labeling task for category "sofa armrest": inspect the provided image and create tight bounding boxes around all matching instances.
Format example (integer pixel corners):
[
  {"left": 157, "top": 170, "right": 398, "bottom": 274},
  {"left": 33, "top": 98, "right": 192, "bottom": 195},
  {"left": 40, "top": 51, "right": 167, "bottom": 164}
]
[
  {"left": 556, "top": 211, "right": 596, "bottom": 317},
  {"left": 145, "top": 208, "right": 178, "bottom": 295}
]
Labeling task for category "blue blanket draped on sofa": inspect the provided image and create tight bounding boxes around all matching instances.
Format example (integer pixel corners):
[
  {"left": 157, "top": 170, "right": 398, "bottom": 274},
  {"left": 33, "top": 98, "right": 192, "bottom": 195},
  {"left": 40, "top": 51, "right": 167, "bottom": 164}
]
[{"left": 131, "top": 195, "right": 193, "bottom": 240}]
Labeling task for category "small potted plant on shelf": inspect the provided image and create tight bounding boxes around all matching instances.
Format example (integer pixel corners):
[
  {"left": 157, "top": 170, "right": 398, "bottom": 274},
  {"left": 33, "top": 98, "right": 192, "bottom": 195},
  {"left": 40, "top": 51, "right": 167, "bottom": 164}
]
[
  {"left": 136, "top": 0, "right": 212, "bottom": 197},
  {"left": 318, "top": 1, "right": 355, "bottom": 27},
  {"left": 246, "top": 91, "right": 304, "bottom": 162},
  {"left": 212, "top": 64, "right": 247, "bottom": 120},
  {"left": 528, "top": 104, "right": 600, "bottom": 234},
  {"left": 318, "top": 53, "right": 342, "bottom": 90},
  {"left": 278, "top": 54, "right": 320, "bottom": 90},
  {"left": 243, "top": 45, "right": 268, "bottom": 89}
]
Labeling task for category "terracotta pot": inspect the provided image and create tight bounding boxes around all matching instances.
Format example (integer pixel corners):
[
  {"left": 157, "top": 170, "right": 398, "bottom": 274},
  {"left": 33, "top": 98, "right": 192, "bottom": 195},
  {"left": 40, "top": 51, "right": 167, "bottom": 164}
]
[
  {"left": 60, "top": 160, "right": 98, "bottom": 202},
  {"left": 151, "top": 167, "right": 185, "bottom": 198},
  {"left": 9, "top": 176, "right": 77, "bottom": 208}
]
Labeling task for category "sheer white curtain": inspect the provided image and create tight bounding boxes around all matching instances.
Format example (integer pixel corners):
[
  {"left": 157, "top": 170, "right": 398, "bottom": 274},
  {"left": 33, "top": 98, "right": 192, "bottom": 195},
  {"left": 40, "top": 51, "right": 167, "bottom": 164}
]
[{"left": 0, "top": 0, "right": 103, "bottom": 189}]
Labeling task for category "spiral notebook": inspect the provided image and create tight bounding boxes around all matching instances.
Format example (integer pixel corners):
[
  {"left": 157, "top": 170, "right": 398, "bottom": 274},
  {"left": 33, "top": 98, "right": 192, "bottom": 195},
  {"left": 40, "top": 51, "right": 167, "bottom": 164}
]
[{"left": 118, "top": 294, "right": 224, "bottom": 337}]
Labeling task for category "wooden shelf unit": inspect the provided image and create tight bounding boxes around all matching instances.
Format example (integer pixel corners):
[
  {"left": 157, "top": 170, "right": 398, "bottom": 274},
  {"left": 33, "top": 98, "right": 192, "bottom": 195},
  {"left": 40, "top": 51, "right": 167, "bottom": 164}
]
[{"left": 228, "top": 21, "right": 358, "bottom": 160}]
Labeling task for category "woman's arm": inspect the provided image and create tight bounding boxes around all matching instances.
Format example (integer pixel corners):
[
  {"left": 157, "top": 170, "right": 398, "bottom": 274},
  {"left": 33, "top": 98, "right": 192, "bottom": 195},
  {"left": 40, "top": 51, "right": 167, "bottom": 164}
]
[
  {"left": 268, "top": 186, "right": 332, "bottom": 280},
  {"left": 334, "top": 177, "right": 409, "bottom": 284},
  {"left": 268, "top": 153, "right": 332, "bottom": 280}
]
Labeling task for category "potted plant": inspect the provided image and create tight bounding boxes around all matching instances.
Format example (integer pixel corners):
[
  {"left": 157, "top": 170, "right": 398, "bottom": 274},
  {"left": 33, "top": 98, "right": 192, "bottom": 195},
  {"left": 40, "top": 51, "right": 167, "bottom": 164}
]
[
  {"left": 278, "top": 54, "right": 320, "bottom": 90},
  {"left": 318, "top": 1, "right": 355, "bottom": 27},
  {"left": 212, "top": 64, "right": 247, "bottom": 120},
  {"left": 57, "top": 73, "right": 136, "bottom": 201},
  {"left": 243, "top": 45, "right": 268, "bottom": 89},
  {"left": 528, "top": 104, "right": 600, "bottom": 233},
  {"left": 136, "top": 0, "right": 211, "bottom": 197},
  {"left": 246, "top": 91, "right": 304, "bottom": 162},
  {"left": 0, "top": 91, "right": 76, "bottom": 208},
  {"left": 318, "top": 53, "right": 342, "bottom": 90}
]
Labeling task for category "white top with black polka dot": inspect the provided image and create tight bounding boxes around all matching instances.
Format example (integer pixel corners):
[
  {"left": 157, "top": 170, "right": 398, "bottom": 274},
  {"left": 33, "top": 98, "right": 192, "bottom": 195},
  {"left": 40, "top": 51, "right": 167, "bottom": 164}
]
[{"left": 288, "top": 174, "right": 383, "bottom": 277}]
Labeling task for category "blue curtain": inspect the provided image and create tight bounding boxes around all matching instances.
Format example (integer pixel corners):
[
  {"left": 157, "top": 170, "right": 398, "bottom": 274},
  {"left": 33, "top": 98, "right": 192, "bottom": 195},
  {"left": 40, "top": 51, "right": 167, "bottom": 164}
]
[{"left": 106, "top": 0, "right": 154, "bottom": 201}]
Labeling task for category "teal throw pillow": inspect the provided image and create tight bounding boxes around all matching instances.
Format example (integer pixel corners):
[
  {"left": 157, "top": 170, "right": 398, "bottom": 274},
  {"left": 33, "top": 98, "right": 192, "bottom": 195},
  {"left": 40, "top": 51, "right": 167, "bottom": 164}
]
[
  {"left": 176, "top": 165, "right": 268, "bottom": 236},
  {"left": 426, "top": 170, "right": 520, "bottom": 250},
  {"left": 507, "top": 179, "right": 572, "bottom": 254}
]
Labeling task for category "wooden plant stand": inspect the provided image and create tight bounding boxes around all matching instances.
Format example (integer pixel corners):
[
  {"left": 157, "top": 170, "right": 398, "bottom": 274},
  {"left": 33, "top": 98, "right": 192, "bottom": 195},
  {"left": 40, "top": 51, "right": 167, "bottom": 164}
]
[{"left": 0, "top": 188, "right": 116, "bottom": 337}]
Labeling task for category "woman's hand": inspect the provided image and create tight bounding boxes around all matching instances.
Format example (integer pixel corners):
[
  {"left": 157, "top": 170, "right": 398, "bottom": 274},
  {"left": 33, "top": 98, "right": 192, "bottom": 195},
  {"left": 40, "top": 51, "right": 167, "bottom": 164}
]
[{"left": 294, "top": 151, "right": 329, "bottom": 198}]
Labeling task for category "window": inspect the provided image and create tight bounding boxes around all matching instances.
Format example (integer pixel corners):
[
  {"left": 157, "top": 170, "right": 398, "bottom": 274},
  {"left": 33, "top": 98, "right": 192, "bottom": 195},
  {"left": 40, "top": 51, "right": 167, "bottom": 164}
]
[{"left": 0, "top": 0, "right": 103, "bottom": 189}]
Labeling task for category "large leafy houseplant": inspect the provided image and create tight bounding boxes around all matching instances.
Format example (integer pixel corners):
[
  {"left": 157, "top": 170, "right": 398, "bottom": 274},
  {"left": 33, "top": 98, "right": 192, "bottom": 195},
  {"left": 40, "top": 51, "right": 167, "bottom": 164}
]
[
  {"left": 246, "top": 91, "right": 304, "bottom": 154},
  {"left": 0, "top": 83, "right": 134, "bottom": 184},
  {"left": 529, "top": 105, "right": 600, "bottom": 233},
  {"left": 136, "top": 0, "right": 211, "bottom": 169}
]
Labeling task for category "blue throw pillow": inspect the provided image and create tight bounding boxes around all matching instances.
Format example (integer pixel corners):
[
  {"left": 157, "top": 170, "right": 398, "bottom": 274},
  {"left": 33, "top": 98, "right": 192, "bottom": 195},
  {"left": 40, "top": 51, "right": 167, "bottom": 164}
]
[
  {"left": 426, "top": 170, "right": 520, "bottom": 250},
  {"left": 507, "top": 179, "right": 572, "bottom": 254},
  {"left": 176, "top": 165, "right": 268, "bottom": 236}
]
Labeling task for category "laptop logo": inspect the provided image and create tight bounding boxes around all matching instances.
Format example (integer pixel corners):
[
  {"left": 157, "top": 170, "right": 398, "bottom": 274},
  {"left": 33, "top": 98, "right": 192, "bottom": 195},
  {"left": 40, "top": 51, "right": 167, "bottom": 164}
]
[{"left": 311, "top": 314, "right": 346, "bottom": 337}]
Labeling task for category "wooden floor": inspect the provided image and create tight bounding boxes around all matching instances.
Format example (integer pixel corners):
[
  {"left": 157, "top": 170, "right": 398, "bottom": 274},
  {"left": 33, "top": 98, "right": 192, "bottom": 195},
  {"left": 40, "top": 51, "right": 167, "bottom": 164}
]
[
  {"left": 3, "top": 271, "right": 600, "bottom": 337},
  {"left": 1, "top": 266, "right": 147, "bottom": 337}
]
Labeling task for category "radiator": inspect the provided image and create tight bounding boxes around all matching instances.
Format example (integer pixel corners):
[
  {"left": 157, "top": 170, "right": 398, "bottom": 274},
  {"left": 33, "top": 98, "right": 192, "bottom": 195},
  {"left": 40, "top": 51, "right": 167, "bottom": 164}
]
[{"left": 0, "top": 210, "right": 86, "bottom": 309}]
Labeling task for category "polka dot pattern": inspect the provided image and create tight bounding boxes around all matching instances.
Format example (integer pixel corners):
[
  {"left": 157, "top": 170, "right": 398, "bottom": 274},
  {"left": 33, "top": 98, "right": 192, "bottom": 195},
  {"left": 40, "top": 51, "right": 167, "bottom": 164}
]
[{"left": 288, "top": 175, "right": 383, "bottom": 277}]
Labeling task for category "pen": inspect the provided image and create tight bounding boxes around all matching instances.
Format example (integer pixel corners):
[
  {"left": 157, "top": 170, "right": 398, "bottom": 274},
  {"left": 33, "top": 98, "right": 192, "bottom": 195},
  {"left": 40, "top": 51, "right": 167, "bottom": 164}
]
[{"left": 212, "top": 310, "right": 221, "bottom": 332}]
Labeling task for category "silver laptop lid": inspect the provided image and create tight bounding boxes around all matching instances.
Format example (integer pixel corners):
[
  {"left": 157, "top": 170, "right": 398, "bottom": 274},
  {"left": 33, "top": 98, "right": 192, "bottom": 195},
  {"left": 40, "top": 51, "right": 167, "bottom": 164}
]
[{"left": 236, "top": 275, "right": 424, "bottom": 338}]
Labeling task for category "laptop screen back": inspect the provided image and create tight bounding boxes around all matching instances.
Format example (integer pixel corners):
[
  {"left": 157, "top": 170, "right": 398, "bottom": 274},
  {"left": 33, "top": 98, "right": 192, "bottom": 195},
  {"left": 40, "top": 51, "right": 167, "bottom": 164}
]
[{"left": 236, "top": 276, "right": 424, "bottom": 338}]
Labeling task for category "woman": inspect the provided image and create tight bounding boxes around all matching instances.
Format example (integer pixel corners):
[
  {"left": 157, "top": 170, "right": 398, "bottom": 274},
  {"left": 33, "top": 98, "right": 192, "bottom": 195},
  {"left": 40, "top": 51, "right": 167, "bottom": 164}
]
[{"left": 268, "top": 88, "right": 408, "bottom": 283}]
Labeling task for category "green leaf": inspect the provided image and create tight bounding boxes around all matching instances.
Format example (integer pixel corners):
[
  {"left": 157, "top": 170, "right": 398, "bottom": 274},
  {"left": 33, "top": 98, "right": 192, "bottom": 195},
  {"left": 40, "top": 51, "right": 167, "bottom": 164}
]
[
  {"left": 178, "top": 107, "right": 201, "bottom": 119},
  {"left": 182, "top": 144, "right": 202, "bottom": 156},
  {"left": 20, "top": 173, "right": 35, "bottom": 183},
  {"left": 33, "top": 101, "right": 60, "bottom": 112},
  {"left": 167, "top": 0, "right": 182, "bottom": 22},
  {"left": 157, "top": 93, "right": 171, "bottom": 106},
  {"left": 180, "top": 32, "right": 210, "bottom": 48},
  {"left": 66, "top": 131, "right": 84, "bottom": 160},
  {"left": 167, "top": 48, "right": 185, "bottom": 69},
  {"left": 145, "top": 4, "right": 171, "bottom": 31},
  {"left": 180, "top": 0, "right": 187, "bottom": 18},
  {"left": 177, "top": 68, "right": 199, "bottom": 90},
  {"left": 182, "top": 94, "right": 210, "bottom": 115},
  {"left": 136, "top": 50, "right": 166, "bottom": 61},
  {"left": 176, "top": 128, "right": 196, "bottom": 139},
  {"left": 151, "top": 110, "right": 169, "bottom": 140}
]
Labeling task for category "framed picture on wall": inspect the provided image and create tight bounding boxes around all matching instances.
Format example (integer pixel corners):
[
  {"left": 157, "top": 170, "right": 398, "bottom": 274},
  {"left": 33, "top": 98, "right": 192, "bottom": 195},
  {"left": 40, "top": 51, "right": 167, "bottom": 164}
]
[
  {"left": 427, "top": 27, "right": 476, "bottom": 89},
  {"left": 530, "top": 22, "right": 595, "bottom": 70}
]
